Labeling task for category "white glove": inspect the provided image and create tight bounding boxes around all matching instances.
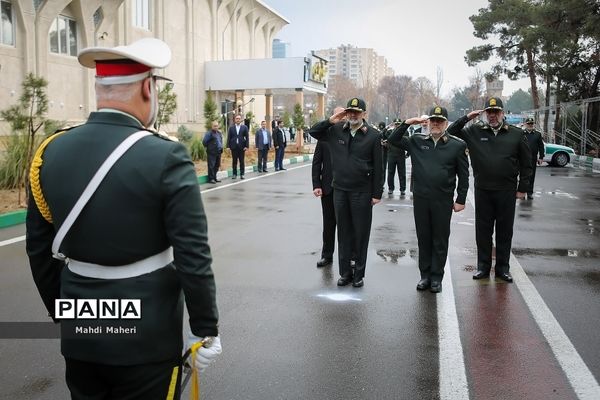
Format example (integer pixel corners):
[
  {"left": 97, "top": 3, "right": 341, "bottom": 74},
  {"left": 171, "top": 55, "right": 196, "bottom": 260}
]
[{"left": 186, "top": 333, "right": 222, "bottom": 372}]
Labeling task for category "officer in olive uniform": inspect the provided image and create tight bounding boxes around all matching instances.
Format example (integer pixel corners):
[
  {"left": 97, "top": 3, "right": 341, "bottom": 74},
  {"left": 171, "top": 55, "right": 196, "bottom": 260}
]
[
  {"left": 26, "top": 38, "right": 220, "bottom": 399},
  {"left": 447, "top": 97, "right": 532, "bottom": 283},
  {"left": 383, "top": 118, "right": 408, "bottom": 196},
  {"left": 523, "top": 117, "right": 545, "bottom": 199},
  {"left": 388, "top": 107, "right": 469, "bottom": 293},
  {"left": 309, "top": 98, "right": 384, "bottom": 287}
]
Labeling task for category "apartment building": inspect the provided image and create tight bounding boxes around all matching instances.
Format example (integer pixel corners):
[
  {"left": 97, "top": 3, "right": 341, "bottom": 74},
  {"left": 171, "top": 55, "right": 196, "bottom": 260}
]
[{"left": 313, "top": 44, "right": 394, "bottom": 88}]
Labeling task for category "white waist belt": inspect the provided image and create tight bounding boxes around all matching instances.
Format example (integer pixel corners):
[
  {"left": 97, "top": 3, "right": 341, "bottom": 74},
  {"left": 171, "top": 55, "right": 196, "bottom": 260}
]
[{"left": 67, "top": 247, "right": 174, "bottom": 279}]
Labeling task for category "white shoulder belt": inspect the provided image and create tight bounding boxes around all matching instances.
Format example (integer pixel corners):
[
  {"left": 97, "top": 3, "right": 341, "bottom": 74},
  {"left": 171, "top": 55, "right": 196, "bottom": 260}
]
[{"left": 49, "top": 130, "right": 174, "bottom": 279}]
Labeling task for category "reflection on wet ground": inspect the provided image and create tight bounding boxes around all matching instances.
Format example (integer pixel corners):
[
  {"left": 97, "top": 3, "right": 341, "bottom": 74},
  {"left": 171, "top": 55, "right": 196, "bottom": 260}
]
[
  {"left": 525, "top": 269, "right": 600, "bottom": 283},
  {"left": 512, "top": 248, "right": 600, "bottom": 258},
  {"left": 376, "top": 248, "right": 418, "bottom": 263},
  {"left": 578, "top": 218, "right": 599, "bottom": 235}
]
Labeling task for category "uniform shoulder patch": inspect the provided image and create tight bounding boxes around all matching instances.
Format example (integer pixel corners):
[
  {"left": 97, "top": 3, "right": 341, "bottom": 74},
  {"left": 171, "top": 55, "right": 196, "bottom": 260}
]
[
  {"left": 447, "top": 134, "right": 465, "bottom": 144},
  {"left": 152, "top": 130, "right": 179, "bottom": 142}
]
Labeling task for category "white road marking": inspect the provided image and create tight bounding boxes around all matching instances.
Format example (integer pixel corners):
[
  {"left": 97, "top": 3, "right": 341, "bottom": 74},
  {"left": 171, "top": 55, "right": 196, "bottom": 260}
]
[
  {"left": 0, "top": 235, "right": 26, "bottom": 247},
  {"left": 510, "top": 254, "right": 600, "bottom": 399},
  {"left": 439, "top": 256, "right": 470, "bottom": 400},
  {"left": 466, "top": 190, "right": 600, "bottom": 399}
]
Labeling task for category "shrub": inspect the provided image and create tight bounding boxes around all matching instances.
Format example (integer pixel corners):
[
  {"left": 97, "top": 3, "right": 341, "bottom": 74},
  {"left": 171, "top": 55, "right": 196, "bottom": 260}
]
[
  {"left": 189, "top": 136, "right": 206, "bottom": 161},
  {"left": 177, "top": 125, "right": 194, "bottom": 144}
]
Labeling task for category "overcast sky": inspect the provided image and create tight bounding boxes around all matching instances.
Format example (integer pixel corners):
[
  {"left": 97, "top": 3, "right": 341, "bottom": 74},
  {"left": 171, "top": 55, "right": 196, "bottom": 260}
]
[{"left": 265, "top": 0, "right": 531, "bottom": 98}]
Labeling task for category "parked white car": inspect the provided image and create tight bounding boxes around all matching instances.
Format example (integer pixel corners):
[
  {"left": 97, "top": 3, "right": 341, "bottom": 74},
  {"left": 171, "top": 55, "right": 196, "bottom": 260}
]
[{"left": 543, "top": 143, "right": 576, "bottom": 167}]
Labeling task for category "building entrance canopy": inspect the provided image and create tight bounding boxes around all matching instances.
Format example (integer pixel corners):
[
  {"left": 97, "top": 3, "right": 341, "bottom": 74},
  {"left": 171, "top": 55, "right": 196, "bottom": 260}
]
[{"left": 205, "top": 57, "right": 327, "bottom": 94}]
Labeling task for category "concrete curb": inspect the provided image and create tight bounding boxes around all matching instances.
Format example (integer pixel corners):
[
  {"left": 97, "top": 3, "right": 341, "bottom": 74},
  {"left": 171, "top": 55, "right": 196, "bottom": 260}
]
[
  {"left": 1, "top": 154, "right": 314, "bottom": 229},
  {"left": 572, "top": 155, "right": 599, "bottom": 173}
]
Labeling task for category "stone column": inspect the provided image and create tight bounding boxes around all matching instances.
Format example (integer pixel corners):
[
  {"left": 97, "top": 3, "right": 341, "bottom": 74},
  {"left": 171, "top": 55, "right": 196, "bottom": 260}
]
[
  {"left": 317, "top": 93, "right": 325, "bottom": 119},
  {"left": 265, "top": 92, "right": 273, "bottom": 131},
  {"left": 295, "top": 89, "right": 304, "bottom": 150}
]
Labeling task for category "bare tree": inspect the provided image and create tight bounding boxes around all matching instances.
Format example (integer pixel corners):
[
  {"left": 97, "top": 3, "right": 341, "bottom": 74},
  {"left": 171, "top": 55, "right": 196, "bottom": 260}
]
[
  {"left": 435, "top": 66, "right": 444, "bottom": 101},
  {"left": 378, "top": 75, "right": 414, "bottom": 118},
  {"left": 413, "top": 76, "right": 437, "bottom": 115}
]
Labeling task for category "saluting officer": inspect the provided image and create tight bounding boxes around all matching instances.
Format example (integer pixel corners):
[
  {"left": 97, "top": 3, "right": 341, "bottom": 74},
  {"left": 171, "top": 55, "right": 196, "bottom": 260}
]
[
  {"left": 447, "top": 97, "right": 532, "bottom": 283},
  {"left": 523, "top": 117, "right": 545, "bottom": 199},
  {"left": 388, "top": 107, "right": 469, "bottom": 293},
  {"left": 309, "top": 98, "right": 384, "bottom": 287},
  {"left": 26, "top": 38, "right": 220, "bottom": 398}
]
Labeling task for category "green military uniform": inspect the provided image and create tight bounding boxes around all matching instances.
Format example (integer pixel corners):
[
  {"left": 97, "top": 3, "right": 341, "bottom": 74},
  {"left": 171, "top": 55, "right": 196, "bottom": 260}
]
[
  {"left": 523, "top": 118, "right": 545, "bottom": 198},
  {"left": 309, "top": 98, "right": 384, "bottom": 286},
  {"left": 27, "top": 110, "right": 219, "bottom": 398},
  {"left": 447, "top": 98, "right": 532, "bottom": 279},
  {"left": 388, "top": 107, "right": 469, "bottom": 290}
]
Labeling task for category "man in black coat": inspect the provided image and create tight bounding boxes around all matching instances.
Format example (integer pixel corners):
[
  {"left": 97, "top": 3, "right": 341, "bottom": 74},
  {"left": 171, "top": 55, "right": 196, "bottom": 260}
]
[
  {"left": 26, "top": 38, "right": 220, "bottom": 399},
  {"left": 309, "top": 98, "right": 384, "bottom": 287},
  {"left": 227, "top": 114, "right": 249, "bottom": 179},
  {"left": 523, "top": 117, "right": 545, "bottom": 199},
  {"left": 447, "top": 97, "right": 532, "bottom": 283},
  {"left": 388, "top": 107, "right": 469, "bottom": 293},
  {"left": 383, "top": 118, "right": 408, "bottom": 196},
  {"left": 203, "top": 120, "right": 224, "bottom": 183},
  {"left": 312, "top": 141, "right": 335, "bottom": 267},
  {"left": 272, "top": 120, "right": 287, "bottom": 171}
]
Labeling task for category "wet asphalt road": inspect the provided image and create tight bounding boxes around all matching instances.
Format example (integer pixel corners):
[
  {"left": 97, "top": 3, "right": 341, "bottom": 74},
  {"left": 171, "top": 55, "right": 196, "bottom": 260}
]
[{"left": 0, "top": 161, "right": 599, "bottom": 399}]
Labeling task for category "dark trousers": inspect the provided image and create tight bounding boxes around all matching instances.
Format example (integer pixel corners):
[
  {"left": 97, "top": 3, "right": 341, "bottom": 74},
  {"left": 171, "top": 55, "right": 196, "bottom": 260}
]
[
  {"left": 475, "top": 188, "right": 517, "bottom": 274},
  {"left": 257, "top": 148, "right": 268, "bottom": 171},
  {"left": 275, "top": 146, "right": 285, "bottom": 170},
  {"left": 320, "top": 191, "right": 336, "bottom": 260},
  {"left": 387, "top": 153, "right": 406, "bottom": 192},
  {"left": 334, "top": 189, "right": 373, "bottom": 279},
  {"left": 65, "top": 357, "right": 181, "bottom": 400},
  {"left": 528, "top": 158, "right": 538, "bottom": 195},
  {"left": 231, "top": 148, "right": 245, "bottom": 177},
  {"left": 207, "top": 151, "right": 221, "bottom": 181},
  {"left": 413, "top": 195, "right": 453, "bottom": 282}
]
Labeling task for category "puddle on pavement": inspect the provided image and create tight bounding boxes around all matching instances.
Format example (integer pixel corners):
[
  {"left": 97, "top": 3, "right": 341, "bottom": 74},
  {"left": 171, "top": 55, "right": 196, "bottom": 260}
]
[
  {"left": 512, "top": 248, "right": 600, "bottom": 258},
  {"left": 376, "top": 248, "right": 418, "bottom": 263}
]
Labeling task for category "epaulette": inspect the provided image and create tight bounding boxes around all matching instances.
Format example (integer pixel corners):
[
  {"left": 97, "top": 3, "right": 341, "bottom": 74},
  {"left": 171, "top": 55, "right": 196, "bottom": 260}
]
[
  {"left": 53, "top": 123, "right": 83, "bottom": 134},
  {"left": 151, "top": 129, "right": 179, "bottom": 142},
  {"left": 447, "top": 134, "right": 465, "bottom": 144},
  {"left": 30, "top": 129, "right": 73, "bottom": 223}
]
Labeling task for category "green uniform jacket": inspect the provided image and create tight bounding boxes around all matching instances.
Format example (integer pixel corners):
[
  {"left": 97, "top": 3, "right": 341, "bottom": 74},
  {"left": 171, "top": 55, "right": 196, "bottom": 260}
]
[
  {"left": 388, "top": 123, "right": 469, "bottom": 204},
  {"left": 26, "top": 111, "right": 218, "bottom": 365},
  {"left": 447, "top": 116, "right": 532, "bottom": 192},
  {"left": 309, "top": 119, "right": 384, "bottom": 199}
]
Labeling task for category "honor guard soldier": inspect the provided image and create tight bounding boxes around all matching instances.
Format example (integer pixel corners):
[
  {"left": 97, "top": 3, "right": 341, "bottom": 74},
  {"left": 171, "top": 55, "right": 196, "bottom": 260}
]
[
  {"left": 522, "top": 117, "right": 545, "bottom": 199},
  {"left": 388, "top": 107, "right": 469, "bottom": 292},
  {"left": 309, "top": 98, "right": 384, "bottom": 287},
  {"left": 447, "top": 97, "right": 532, "bottom": 283},
  {"left": 26, "top": 38, "right": 221, "bottom": 399}
]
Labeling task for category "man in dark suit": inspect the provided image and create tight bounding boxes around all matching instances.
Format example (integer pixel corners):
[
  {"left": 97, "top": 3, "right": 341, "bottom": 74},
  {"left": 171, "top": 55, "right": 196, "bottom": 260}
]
[
  {"left": 272, "top": 120, "right": 287, "bottom": 171},
  {"left": 227, "top": 114, "right": 249, "bottom": 179},
  {"left": 255, "top": 120, "right": 271, "bottom": 172},
  {"left": 203, "top": 120, "right": 224, "bottom": 183},
  {"left": 312, "top": 141, "right": 335, "bottom": 267},
  {"left": 26, "top": 38, "right": 220, "bottom": 399}
]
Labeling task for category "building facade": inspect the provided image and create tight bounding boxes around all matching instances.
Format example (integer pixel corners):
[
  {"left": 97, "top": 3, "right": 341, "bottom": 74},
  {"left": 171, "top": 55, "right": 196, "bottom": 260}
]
[
  {"left": 313, "top": 44, "right": 394, "bottom": 89},
  {"left": 272, "top": 38, "right": 289, "bottom": 58},
  {"left": 0, "top": 0, "right": 288, "bottom": 132}
]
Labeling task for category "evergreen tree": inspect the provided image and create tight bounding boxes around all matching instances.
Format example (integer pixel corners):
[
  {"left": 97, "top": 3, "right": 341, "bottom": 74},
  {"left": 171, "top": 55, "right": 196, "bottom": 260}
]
[
  {"left": 204, "top": 90, "right": 220, "bottom": 131},
  {"left": 156, "top": 82, "right": 177, "bottom": 131}
]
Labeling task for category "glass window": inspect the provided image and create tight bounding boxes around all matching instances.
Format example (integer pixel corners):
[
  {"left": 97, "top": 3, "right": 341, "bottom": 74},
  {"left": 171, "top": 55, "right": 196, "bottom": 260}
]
[
  {"left": 49, "top": 15, "right": 77, "bottom": 56},
  {"left": 1, "top": 0, "right": 14, "bottom": 46},
  {"left": 132, "top": 0, "right": 150, "bottom": 30}
]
